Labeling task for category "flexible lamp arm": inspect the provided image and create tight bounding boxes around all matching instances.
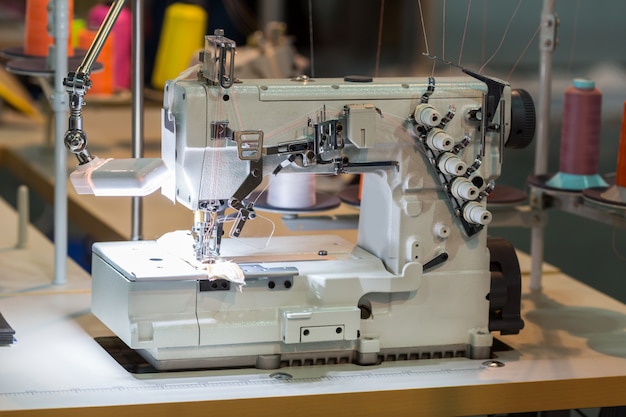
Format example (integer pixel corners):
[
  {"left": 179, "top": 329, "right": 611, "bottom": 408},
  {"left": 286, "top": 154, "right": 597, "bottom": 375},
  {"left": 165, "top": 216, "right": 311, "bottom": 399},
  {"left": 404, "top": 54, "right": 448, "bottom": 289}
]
[{"left": 63, "top": 0, "right": 127, "bottom": 164}]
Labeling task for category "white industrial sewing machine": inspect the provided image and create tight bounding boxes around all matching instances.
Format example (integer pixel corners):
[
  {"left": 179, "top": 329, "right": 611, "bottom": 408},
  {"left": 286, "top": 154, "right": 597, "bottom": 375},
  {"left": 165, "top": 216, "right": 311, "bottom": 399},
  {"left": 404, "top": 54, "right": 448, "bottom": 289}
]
[{"left": 64, "top": 27, "right": 535, "bottom": 370}]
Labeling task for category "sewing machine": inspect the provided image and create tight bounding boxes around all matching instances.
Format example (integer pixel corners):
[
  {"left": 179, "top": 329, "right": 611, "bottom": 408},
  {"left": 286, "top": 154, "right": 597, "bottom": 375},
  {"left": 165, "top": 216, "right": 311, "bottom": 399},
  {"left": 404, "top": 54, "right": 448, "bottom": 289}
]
[{"left": 68, "top": 30, "right": 535, "bottom": 370}]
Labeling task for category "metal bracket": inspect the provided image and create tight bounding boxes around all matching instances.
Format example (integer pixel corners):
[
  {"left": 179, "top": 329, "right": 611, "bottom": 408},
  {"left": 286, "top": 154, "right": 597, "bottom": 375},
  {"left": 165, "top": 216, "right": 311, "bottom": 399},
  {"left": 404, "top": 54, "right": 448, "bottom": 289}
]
[
  {"left": 202, "top": 29, "right": 236, "bottom": 89},
  {"left": 540, "top": 12, "right": 558, "bottom": 53},
  {"left": 234, "top": 130, "right": 264, "bottom": 161}
]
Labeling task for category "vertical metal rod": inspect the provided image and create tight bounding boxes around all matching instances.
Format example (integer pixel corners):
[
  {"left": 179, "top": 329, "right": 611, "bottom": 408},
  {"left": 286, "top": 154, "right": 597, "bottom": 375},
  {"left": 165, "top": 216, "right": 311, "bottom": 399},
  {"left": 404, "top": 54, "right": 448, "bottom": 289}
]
[
  {"left": 130, "top": 0, "right": 144, "bottom": 241},
  {"left": 535, "top": 0, "right": 555, "bottom": 176},
  {"left": 52, "top": 0, "right": 69, "bottom": 285},
  {"left": 530, "top": 0, "right": 556, "bottom": 292},
  {"left": 16, "top": 185, "right": 29, "bottom": 249}
]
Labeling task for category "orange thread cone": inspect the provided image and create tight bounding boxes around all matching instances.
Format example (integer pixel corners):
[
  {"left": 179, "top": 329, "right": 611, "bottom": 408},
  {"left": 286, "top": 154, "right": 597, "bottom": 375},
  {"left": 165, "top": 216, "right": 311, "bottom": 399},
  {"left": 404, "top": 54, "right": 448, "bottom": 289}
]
[{"left": 25, "top": 0, "right": 74, "bottom": 57}]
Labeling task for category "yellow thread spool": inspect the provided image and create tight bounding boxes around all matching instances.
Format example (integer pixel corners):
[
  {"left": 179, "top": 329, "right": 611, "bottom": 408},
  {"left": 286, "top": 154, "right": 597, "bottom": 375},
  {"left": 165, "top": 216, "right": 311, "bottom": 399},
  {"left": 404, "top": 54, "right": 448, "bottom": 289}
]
[
  {"left": 71, "top": 18, "right": 85, "bottom": 49},
  {"left": 151, "top": 3, "right": 207, "bottom": 89}
]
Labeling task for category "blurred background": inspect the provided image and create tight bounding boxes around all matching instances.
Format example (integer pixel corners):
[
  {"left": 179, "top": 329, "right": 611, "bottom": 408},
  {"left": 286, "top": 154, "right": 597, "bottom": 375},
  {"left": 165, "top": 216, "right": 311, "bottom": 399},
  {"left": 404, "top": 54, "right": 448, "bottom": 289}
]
[{"left": 0, "top": 0, "right": 625, "bottom": 301}]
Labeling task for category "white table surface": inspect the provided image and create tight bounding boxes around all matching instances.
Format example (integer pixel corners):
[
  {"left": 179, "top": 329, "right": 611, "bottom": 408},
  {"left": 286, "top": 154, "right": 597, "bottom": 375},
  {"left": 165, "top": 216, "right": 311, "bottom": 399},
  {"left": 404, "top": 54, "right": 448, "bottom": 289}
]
[{"left": 1, "top": 193, "right": 626, "bottom": 416}]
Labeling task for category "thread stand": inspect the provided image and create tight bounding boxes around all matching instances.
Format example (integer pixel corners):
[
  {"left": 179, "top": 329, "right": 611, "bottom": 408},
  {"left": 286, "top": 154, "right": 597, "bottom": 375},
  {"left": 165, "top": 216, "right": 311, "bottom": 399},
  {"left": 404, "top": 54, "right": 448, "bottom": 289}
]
[
  {"left": 582, "top": 99, "right": 626, "bottom": 211},
  {"left": 525, "top": 78, "right": 626, "bottom": 235},
  {"left": 583, "top": 185, "right": 626, "bottom": 210},
  {"left": 528, "top": 176, "right": 626, "bottom": 230},
  {"left": 517, "top": 4, "right": 626, "bottom": 291}
]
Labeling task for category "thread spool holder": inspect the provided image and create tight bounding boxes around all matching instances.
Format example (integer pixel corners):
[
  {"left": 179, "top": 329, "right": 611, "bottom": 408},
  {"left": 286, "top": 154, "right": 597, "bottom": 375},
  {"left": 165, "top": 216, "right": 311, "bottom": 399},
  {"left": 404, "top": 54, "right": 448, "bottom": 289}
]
[
  {"left": 1, "top": 0, "right": 140, "bottom": 285},
  {"left": 487, "top": 0, "right": 626, "bottom": 295},
  {"left": 526, "top": 177, "right": 626, "bottom": 227}
]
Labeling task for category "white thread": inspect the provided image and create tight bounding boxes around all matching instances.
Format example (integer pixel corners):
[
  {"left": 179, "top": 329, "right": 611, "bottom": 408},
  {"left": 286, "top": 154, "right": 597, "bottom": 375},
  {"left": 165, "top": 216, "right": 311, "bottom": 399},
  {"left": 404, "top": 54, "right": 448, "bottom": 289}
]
[
  {"left": 481, "top": 0, "right": 486, "bottom": 63},
  {"left": 375, "top": 0, "right": 385, "bottom": 77},
  {"left": 506, "top": 22, "right": 540, "bottom": 81},
  {"left": 418, "top": 0, "right": 429, "bottom": 57},
  {"left": 478, "top": 0, "right": 523, "bottom": 74},
  {"left": 441, "top": 0, "right": 445, "bottom": 60},
  {"left": 308, "top": 0, "right": 315, "bottom": 78},
  {"left": 267, "top": 173, "right": 316, "bottom": 209},
  {"left": 458, "top": 0, "right": 472, "bottom": 66}
]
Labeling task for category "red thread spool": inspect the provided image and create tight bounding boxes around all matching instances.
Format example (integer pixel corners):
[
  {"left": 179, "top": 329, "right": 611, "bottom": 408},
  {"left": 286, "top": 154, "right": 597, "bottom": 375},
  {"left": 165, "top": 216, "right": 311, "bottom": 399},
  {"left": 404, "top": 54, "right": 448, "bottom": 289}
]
[
  {"left": 24, "top": 0, "right": 74, "bottom": 57},
  {"left": 559, "top": 78, "right": 602, "bottom": 175}
]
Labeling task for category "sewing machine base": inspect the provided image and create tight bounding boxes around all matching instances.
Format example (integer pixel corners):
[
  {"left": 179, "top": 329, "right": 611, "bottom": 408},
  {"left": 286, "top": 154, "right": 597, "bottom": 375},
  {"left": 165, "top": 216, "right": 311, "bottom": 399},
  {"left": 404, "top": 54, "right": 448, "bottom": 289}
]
[
  {"left": 135, "top": 342, "right": 478, "bottom": 371},
  {"left": 91, "top": 233, "right": 503, "bottom": 371},
  {"left": 96, "top": 335, "right": 508, "bottom": 374}
]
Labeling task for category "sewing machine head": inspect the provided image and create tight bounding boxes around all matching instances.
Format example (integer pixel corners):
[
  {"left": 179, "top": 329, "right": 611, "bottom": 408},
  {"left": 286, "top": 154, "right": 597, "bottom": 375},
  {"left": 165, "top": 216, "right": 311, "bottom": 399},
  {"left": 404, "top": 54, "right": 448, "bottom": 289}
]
[
  {"left": 90, "top": 30, "right": 534, "bottom": 370},
  {"left": 162, "top": 30, "right": 535, "bottom": 267}
]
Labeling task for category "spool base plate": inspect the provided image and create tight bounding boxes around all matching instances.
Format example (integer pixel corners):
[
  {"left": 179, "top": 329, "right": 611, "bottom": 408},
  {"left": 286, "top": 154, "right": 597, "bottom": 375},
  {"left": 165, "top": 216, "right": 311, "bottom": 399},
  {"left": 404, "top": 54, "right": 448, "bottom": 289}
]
[
  {"left": 582, "top": 186, "right": 626, "bottom": 209},
  {"left": 544, "top": 172, "right": 609, "bottom": 191},
  {"left": 528, "top": 174, "right": 583, "bottom": 194},
  {"left": 487, "top": 184, "right": 527, "bottom": 207},
  {"left": 1, "top": 46, "right": 87, "bottom": 60},
  {"left": 5, "top": 56, "right": 101, "bottom": 77}
]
